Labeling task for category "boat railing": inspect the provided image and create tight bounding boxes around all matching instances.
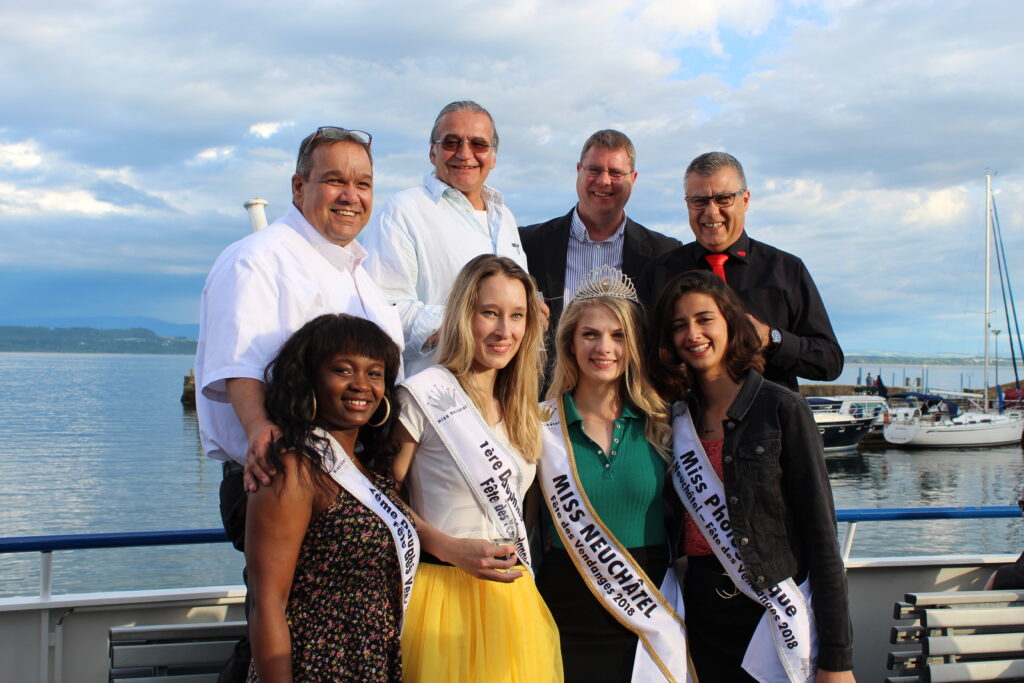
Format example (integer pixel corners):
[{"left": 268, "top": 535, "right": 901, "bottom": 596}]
[{"left": 1, "top": 506, "right": 1021, "bottom": 600}]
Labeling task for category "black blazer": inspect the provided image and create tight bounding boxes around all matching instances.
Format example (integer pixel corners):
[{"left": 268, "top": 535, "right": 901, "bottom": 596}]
[{"left": 519, "top": 208, "right": 681, "bottom": 333}]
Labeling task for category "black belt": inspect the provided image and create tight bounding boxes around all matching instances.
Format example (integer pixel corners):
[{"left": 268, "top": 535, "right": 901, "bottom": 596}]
[{"left": 222, "top": 461, "right": 244, "bottom": 476}]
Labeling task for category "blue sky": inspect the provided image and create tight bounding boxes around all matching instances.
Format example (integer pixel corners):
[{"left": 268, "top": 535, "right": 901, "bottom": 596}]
[{"left": 1, "top": 0, "right": 1023, "bottom": 354}]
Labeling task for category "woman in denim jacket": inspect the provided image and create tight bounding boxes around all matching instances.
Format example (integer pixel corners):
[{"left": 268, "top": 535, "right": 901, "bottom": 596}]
[{"left": 651, "top": 271, "right": 854, "bottom": 682}]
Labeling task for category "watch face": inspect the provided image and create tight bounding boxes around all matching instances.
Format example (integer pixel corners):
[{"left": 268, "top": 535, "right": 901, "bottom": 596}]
[{"left": 770, "top": 328, "right": 782, "bottom": 345}]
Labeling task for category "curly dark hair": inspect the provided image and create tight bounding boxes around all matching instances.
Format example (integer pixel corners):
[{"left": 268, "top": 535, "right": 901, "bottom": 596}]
[
  {"left": 649, "top": 270, "right": 764, "bottom": 400},
  {"left": 263, "top": 314, "right": 402, "bottom": 480}
]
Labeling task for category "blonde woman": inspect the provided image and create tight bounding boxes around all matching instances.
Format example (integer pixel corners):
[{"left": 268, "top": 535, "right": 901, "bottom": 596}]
[
  {"left": 393, "top": 254, "right": 563, "bottom": 682},
  {"left": 534, "top": 266, "right": 683, "bottom": 682}
]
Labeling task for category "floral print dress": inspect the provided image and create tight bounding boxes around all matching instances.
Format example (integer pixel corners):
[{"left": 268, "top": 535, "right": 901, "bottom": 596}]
[{"left": 248, "top": 474, "right": 410, "bottom": 682}]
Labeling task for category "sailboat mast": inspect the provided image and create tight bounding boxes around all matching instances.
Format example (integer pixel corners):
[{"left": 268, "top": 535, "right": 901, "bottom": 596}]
[{"left": 985, "top": 174, "right": 992, "bottom": 412}]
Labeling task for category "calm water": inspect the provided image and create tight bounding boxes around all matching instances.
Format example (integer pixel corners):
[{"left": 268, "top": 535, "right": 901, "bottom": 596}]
[
  {"left": 1, "top": 353, "right": 1023, "bottom": 598},
  {"left": 0, "top": 352, "right": 242, "bottom": 598}
]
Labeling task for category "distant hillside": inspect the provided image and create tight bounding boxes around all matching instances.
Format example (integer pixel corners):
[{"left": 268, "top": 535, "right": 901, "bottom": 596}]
[
  {"left": 845, "top": 353, "right": 990, "bottom": 366},
  {"left": 0, "top": 316, "right": 198, "bottom": 339},
  {"left": 0, "top": 326, "right": 197, "bottom": 354}
]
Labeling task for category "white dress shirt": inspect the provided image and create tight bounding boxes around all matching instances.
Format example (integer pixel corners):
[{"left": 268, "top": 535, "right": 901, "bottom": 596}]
[
  {"left": 360, "top": 173, "right": 527, "bottom": 376},
  {"left": 195, "top": 203, "right": 404, "bottom": 465}
]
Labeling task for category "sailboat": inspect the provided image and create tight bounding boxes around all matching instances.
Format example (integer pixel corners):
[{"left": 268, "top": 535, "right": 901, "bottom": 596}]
[{"left": 884, "top": 175, "right": 1024, "bottom": 448}]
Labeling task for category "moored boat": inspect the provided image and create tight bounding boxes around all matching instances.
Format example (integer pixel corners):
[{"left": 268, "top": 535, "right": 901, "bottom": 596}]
[{"left": 807, "top": 396, "right": 882, "bottom": 452}]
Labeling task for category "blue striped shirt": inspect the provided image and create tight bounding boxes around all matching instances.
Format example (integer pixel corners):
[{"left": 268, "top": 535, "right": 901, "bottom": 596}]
[{"left": 563, "top": 206, "right": 627, "bottom": 301}]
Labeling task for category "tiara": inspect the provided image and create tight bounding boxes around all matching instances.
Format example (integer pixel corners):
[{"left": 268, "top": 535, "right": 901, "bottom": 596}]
[{"left": 569, "top": 265, "right": 639, "bottom": 304}]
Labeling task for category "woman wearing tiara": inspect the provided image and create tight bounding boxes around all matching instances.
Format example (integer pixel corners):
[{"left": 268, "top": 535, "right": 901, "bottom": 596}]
[
  {"left": 535, "top": 265, "right": 685, "bottom": 682},
  {"left": 651, "top": 270, "right": 854, "bottom": 681},
  {"left": 392, "top": 254, "right": 563, "bottom": 682}
]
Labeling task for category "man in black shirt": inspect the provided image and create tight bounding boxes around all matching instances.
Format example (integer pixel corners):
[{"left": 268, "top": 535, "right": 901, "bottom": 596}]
[{"left": 639, "top": 152, "right": 843, "bottom": 390}]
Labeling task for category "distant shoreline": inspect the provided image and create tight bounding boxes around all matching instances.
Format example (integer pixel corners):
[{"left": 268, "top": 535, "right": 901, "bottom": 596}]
[{"left": 0, "top": 325, "right": 197, "bottom": 355}]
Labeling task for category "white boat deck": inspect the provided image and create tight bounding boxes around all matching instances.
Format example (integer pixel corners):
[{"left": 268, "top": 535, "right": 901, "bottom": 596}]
[{"left": 0, "top": 556, "right": 1016, "bottom": 682}]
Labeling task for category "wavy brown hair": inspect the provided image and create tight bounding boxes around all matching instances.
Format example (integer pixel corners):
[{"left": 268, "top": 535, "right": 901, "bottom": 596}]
[
  {"left": 263, "top": 314, "right": 402, "bottom": 479},
  {"left": 650, "top": 270, "right": 764, "bottom": 400},
  {"left": 436, "top": 255, "right": 545, "bottom": 462},
  {"left": 547, "top": 296, "right": 671, "bottom": 459}
]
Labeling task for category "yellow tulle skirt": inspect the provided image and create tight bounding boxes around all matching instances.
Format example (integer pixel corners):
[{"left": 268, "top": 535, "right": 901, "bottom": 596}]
[{"left": 402, "top": 563, "right": 563, "bottom": 682}]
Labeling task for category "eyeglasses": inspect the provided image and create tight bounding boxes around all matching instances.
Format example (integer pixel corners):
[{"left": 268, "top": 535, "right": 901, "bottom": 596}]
[
  {"left": 433, "top": 136, "right": 494, "bottom": 153},
  {"left": 299, "top": 126, "right": 372, "bottom": 160},
  {"left": 684, "top": 189, "right": 746, "bottom": 210},
  {"left": 581, "top": 166, "right": 632, "bottom": 181}
]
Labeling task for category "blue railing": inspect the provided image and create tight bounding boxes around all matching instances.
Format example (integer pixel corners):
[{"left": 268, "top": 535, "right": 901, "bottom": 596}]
[{"left": 1, "top": 506, "right": 1020, "bottom": 597}]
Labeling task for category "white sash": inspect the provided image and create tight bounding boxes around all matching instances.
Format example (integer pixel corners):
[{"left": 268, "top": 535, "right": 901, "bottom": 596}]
[
  {"left": 401, "top": 366, "right": 532, "bottom": 572},
  {"left": 316, "top": 428, "right": 420, "bottom": 614},
  {"left": 537, "top": 398, "right": 695, "bottom": 683},
  {"left": 669, "top": 402, "right": 817, "bottom": 683}
]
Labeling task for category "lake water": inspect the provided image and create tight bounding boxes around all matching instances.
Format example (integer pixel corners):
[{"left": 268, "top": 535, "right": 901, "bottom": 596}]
[{"left": 1, "top": 353, "right": 1022, "bottom": 598}]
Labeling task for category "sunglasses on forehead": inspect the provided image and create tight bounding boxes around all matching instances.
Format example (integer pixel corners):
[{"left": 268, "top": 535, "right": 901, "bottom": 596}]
[{"left": 299, "top": 126, "right": 373, "bottom": 160}]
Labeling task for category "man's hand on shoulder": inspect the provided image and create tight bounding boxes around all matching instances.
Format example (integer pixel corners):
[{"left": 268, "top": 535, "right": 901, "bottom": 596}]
[
  {"left": 243, "top": 421, "right": 283, "bottom": 492},
  {"left": 746, "top": 313, "right": 771, "bottom": 349}
]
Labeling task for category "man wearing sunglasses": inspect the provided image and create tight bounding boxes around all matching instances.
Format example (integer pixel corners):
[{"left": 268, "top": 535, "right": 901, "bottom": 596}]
[
  {"left": 195, "top": 127, "right": 403, "bottom": 682},
  {"left": 639, "top": 151, "right": 843, "bottom": 390},
  {"left": 519, "top": 129, "right": 680, "bottom": 350},
  {"left": 362, "top": 100, "right": 528, "bottom": 375}
]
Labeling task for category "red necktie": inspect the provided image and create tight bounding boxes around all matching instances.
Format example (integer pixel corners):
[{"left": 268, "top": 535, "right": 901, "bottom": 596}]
[{"left": 705, "top": 253, "right": 729, "bottom": 282}]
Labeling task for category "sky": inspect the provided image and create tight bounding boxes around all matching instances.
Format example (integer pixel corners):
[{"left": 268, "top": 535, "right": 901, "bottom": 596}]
[{"left": 1, "top": 0, "right": 1023, "bottom": 355}]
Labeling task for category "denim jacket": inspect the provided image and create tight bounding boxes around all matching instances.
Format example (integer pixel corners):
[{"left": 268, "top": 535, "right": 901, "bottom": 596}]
[{"left": 675, "top": 370, "right": 853, "bottom": 672}]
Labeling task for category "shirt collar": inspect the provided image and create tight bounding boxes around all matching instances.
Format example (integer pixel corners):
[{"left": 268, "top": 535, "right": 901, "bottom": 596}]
[
  {"left": 284, "top": 203, "right": 367, "bottom": 273},
  {"left": 561, "top": 391, "right": 640, "bottom": 424},
  {"left": 570, "top": 206, "right": 627, "bottom": 244},
  {"left": 695, "top": 232, "right": 751, "bottom": 263},
  {"left": 422, "top": 172, "right": 504, "bottom": 209}
]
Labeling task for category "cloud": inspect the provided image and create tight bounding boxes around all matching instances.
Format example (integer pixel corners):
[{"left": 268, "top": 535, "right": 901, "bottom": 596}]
[
  {"left": 191, "top": 146, "right": 235, "bottom": 164},
  {"left": 0, "top": 0, "right": 1021, "bottom": 355},
  {"left": 0, "top": 140, "right": 42, "bottom": 170},
  {"left": 249, "top": 121, "right": 292, "bottom": 139}
]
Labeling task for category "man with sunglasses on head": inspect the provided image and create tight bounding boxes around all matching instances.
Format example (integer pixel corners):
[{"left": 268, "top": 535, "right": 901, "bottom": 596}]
[
  {"left": 520, "top": 129, "right": 680, "bottom": 348},
  {"left": 361, "top": 100, "right": 529, "bottom": 375},
  {"left": 639, "top": 151, "right": 843, "bottom": 390},
  {"left": 195, "top": 127, "right": 403, "bottom": 682}
]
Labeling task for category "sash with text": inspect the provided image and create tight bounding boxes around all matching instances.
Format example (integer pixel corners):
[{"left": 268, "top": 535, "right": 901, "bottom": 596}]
[
  {"left": 538, "top": 397, "right": 695, "bottom": 683},
  {"left": 402, "top": 366, "right": 532, "bottom": 572},
  {"left": 669, "top": 401, "right": 816, "bottom": 682},
  {"left": 317, "top": 429, "right": 420, "bottom": 614}
]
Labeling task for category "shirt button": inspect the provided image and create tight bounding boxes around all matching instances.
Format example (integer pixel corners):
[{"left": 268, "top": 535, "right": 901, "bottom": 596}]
[
  {"left": 613, "top": 438, "right": 620, "bottom": 444},
  {"left": 610, "top": 451, "right": 617, "bottom": 457},
  {"left": 723, "top": 455, "right": 733, "bottom": 464},
  {"left": 725, "top": 422, "right": 736, "bottom": 430},
  {"left": 740, "top": 537, "right": 750, "bottom": 546},
  {"left": 756, "top": 576, "right": 766, "bottom": 585},
  {"left": 728, "top": 496, "right": 739, "bottom": 505},
  {"left": 755, "top": 445, "right": 765, "bottom": 455},
  {"left": 604, "top": 463, "right": 610, "bottom": 469}
]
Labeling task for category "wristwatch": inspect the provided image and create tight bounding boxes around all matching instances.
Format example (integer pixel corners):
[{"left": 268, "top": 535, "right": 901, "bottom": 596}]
[{"left": 768, "top": 328, "right": 782, "bottom": 351}]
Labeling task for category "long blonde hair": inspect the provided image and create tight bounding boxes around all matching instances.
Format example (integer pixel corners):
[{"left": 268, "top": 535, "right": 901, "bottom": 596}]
[
  {"left": 436, "top": 255, "right": 545, "bottom": 462},
  {"left": 547, "top": 296, "right": 671, "bottom": 459}
]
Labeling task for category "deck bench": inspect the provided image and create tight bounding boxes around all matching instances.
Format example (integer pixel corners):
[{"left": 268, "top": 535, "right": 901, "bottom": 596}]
[
  {"left": 108, "top": 621, "right": 245, "bottom": 682},
  {"left": 886, "top": 590, "right": 1024, "bottom": 682}
]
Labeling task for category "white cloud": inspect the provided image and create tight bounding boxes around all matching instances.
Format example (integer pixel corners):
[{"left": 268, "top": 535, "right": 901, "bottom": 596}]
[
  {"left": 191, "top": 147, "right": 234, "bottom": 164},
  {"left": 0, "top": 182, "right": 128, "bottom": 216},
  {"left": 0, "top": 140, "right": 42, "bottom": 170},
  {"left": 248, "top": 121, "right": 292, "bottom": 139}
]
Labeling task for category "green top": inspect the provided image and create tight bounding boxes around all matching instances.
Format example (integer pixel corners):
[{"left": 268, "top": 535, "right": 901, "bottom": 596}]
[{"left": 546, "top": 391, "right": 667, "bottom": 550}]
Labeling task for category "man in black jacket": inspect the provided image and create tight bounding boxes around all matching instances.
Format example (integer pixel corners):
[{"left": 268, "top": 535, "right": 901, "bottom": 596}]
[
  {"left": 639, "top": 151, "right": 843, "bottom": 390},
  {"left": 520, "top": 129, "right": 680, "bottom": 342}
]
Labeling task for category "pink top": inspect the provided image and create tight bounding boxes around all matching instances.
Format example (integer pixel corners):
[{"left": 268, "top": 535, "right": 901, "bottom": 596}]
[{"left": 684, "top": 438, "right": 725, "bottom": 557}]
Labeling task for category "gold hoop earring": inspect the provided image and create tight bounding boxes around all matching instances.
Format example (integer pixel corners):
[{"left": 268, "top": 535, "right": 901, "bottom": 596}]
[
  {"left": 306, "top": 394, "right": 318, "bottom": 422},
  {"left": 367, "top": 395, "right": 391, "bottom": 428}
]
